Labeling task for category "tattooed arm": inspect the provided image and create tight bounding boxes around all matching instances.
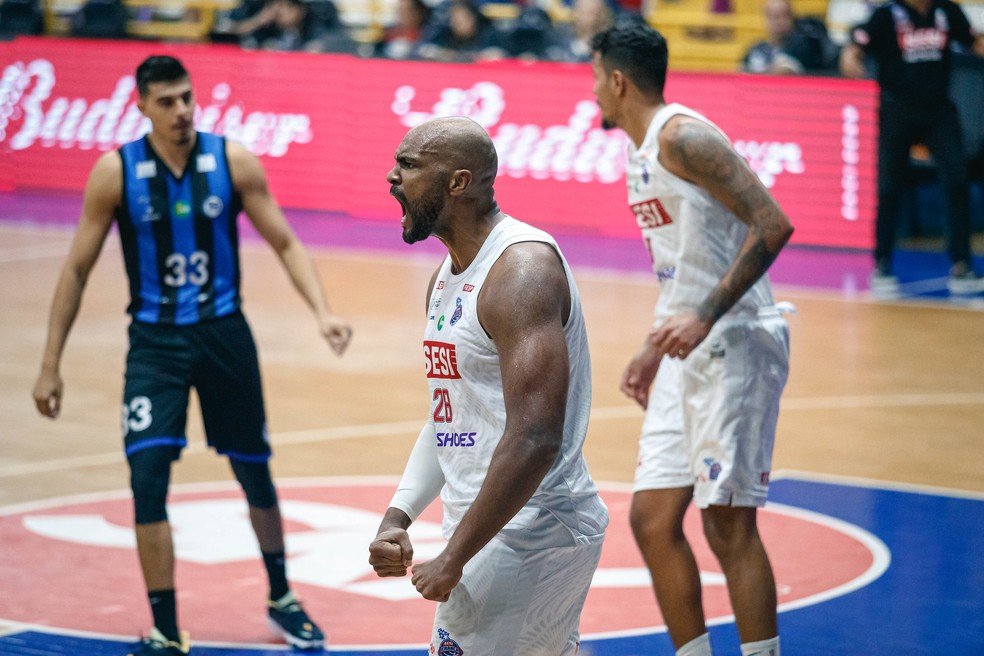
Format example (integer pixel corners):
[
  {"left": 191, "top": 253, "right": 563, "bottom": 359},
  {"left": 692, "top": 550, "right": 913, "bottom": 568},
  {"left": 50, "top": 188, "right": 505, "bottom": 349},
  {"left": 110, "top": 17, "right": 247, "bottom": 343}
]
[{"left": 649, "top": 114, "right": 793, "bottom": 360}]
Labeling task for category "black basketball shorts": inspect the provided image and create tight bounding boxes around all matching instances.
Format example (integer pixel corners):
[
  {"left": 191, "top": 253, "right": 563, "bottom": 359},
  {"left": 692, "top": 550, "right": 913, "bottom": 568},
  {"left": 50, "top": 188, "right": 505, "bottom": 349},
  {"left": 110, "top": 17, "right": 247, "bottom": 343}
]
[{"left": 122, "top": 310, "right": 270, "bottom": 463}]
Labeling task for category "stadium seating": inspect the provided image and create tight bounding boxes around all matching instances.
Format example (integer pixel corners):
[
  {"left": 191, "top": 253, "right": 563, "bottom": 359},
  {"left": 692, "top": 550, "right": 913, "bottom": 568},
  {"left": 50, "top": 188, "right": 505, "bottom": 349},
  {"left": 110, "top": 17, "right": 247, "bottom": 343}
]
[{"left": 42, "top": 0, "right": 237, "bottom": 39}]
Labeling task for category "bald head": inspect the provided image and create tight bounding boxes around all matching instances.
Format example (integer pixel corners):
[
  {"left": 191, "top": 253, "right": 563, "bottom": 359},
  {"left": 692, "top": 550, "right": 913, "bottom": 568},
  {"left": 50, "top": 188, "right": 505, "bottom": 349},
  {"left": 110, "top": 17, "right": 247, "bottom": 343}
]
[{"left": 405, "top": 117, "right": 498, "bottom": 195}]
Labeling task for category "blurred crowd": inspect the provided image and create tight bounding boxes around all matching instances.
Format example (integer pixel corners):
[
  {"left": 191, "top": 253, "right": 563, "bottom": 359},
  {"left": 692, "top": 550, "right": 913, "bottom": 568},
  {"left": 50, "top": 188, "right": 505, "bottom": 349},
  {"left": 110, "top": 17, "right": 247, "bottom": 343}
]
[
  {"left": 2, "top": 0, "right": 982, "bottom": 77},
  {"left": 206, "top": 0, "right": 644, "bottom": 63},
  {"left": 1, "top": 0, "right": 855, "bottom": 73}
]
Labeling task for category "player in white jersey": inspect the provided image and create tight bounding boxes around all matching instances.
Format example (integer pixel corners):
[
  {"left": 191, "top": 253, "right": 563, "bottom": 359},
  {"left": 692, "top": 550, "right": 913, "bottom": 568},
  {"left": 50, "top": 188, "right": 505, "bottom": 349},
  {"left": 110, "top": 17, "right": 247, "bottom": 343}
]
[
  {"left": 368, "top": 116, "right": 608, "bottom": 656},
  {"left": 590, "top": 24, "right": 794, "bottom": 656}
]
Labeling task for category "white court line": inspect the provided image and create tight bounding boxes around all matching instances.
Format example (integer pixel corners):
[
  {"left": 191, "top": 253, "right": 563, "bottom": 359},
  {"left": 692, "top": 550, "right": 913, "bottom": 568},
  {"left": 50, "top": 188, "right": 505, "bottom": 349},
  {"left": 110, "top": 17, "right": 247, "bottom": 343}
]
[
  {"left": 777, "top": 391, "right": 984, "bottom": 410},
  {"left": 0, "top": 243, "right": 74, "bottom": 263},
  {"left": 4, "top": 392, "right": 983, "bottom": 479},
  {"left": 0, "top": 231, "right": 119, "bottom": 264},
  {"left": 0, "top": 621, "right": 26, "bottom": 637},
  {"left": 0, "top": 419, "right": 424, "bottom": 479},
  {"left": 3, "top": 222, "right": 984, "bottom": 309},
  {"left": 0, "top": 474, "right": 900, "bottom": 648},
  {"left": 773, "top": 469, "right": 984, "bottom": 500}
]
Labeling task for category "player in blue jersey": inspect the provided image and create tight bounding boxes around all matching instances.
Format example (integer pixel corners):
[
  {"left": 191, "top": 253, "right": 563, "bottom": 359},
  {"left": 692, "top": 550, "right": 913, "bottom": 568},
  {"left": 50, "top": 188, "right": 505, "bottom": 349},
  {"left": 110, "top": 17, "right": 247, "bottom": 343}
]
[{"left": 31, "top": 55, "right": 352, "bottom": 655}]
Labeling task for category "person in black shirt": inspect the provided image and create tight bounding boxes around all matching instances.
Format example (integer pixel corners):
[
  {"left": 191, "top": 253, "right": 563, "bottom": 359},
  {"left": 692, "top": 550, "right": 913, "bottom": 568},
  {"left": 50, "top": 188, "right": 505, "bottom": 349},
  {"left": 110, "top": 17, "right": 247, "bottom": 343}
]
[{"left": 840, "top": 0, "right": 984, "bottom": 297}]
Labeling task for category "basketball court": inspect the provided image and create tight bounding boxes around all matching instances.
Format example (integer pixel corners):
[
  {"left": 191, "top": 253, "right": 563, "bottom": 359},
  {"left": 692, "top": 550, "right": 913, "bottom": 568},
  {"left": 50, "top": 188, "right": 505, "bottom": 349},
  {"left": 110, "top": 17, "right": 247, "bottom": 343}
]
[{"left": 1, "top": 191, "right": 982, "bottom": 654}]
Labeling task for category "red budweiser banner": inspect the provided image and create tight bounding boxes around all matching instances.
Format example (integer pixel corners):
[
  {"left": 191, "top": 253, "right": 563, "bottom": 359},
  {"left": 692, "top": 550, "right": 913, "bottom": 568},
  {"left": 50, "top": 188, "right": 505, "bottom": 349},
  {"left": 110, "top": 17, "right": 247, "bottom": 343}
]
[{"left": 0, "top": 38, "right": 878, "bottom": 248}]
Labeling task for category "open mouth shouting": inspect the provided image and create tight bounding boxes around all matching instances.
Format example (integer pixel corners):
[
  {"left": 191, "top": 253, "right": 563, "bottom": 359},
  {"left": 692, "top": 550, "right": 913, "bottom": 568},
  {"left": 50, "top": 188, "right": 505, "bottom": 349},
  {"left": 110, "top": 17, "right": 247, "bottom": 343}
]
[{"left": 390, "top": 185, "right": 408, "bottom": 228}]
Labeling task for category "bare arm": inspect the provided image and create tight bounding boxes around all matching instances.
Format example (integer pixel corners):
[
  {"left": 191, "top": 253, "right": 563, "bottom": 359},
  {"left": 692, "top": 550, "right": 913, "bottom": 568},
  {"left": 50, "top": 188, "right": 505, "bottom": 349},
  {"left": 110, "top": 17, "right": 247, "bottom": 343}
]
[
  {"left": 659, "top": 116, "right": 793, "bottom": 327},
  {"left": 839, "top": 42, "right": 867, "bottom": 78},
  {"left": 639, "top": 116, "right": 793, "bottom": 365},
  {"left": 32, "top": 152, "right": 121, "bottom": 418},
  {"left": 410, "top": 242, "right": 570, "bottom": 601},
  {"left": 228, "top": 141, "right": 352, "bottom": 355}
]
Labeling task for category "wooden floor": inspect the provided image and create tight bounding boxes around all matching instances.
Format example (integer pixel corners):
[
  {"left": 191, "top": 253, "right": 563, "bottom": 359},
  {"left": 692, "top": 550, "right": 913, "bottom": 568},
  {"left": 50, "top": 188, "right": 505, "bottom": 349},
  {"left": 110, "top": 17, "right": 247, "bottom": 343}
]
[{"left": 2, "top": 220, "right": 984, "bottom": 516}]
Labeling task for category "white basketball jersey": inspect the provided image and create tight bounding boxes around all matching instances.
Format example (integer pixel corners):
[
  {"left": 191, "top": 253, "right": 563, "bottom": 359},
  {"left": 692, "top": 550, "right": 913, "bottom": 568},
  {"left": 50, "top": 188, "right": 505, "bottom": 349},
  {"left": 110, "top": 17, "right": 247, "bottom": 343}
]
[
  {"left": 626, "top": 103, "right": 776, "bottom": 322},
  {"left": 423, "top": 216, "right": 607, "bottom": 543}
]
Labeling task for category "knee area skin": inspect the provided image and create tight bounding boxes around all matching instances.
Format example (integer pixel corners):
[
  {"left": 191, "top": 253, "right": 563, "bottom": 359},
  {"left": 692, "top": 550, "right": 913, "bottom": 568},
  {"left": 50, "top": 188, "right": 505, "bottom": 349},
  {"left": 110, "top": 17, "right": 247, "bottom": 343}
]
[
  {"left": 701, "top": 508, "right": 760, "bottom": 558},
  {"left": 630, "top": 494, "right": 688, "bottom": 543},
  {"left": 129, "top": 448, "right": 173, "bottom": 525},
  {"left": 230, "top": 459, "right": 278, "bottom": 509}
]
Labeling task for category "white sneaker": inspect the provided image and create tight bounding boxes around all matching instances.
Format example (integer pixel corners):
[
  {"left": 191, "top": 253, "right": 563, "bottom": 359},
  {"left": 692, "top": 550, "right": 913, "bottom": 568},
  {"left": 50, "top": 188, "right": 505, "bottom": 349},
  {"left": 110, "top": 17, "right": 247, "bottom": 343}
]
[
  {"left": 947, "top": 268, "right": 984, "bottom": 295},
  {"left": 869, "top": 269, "right": 900, "bottom": 300}
]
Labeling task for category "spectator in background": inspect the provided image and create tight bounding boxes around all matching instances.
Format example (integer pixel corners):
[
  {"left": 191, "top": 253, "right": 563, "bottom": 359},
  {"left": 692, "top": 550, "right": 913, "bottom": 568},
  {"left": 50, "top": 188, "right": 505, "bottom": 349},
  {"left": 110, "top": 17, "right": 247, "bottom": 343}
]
[
  {"left": 214, "top": 0, "right": 355, "bottom": 52},
  {"left": 742, "top": 0, "right": 837, "bottom": 74},
  {"left": 210, "top": 0, "right": 265, "bottom": 42},
  {"left": 416, "top": 0, "right": 507, "bottom": 62},
  {"left": 70, "top": 0, "right": 127, "bottom": 38},
  {"left": 0, "top": 0, "right": 44, "bottom": 39},
  {"left": 504, "top": 6, "right": 556, "bottom": 60},
  {"left": 840, "top": 0, "right": 984, "bottom": 296},
  {"left": 549, "top": 0, "right": 614, "bottom": 62},
  {"left": 371, "top": 0, "right": 431, "bottom": 59}
]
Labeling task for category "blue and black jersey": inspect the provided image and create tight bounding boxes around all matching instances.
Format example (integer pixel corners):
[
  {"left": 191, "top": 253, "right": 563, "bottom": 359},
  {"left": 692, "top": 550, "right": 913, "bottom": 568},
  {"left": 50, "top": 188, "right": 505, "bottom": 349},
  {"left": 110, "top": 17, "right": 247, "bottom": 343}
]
[{"left": 116, "top": 132, "right": 243, "bottom": 325}]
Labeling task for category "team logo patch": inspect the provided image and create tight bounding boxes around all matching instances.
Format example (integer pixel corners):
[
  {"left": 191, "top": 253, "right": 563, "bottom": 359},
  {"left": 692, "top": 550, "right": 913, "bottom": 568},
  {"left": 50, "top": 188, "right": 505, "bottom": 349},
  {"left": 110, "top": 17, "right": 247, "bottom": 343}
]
[
  {"left": 172, "top": 200, "right": 191, "bottom": 219},
  {"left": 435, "top": 628, "right": 464, "bottom": 656},
  {"left": 449, "top": 298, "right": 463, "bottom": 326},
  {"left": 202, "top": 195, "right": 223, "bottom": 219},
  {"left": 703, "top": 458, "right": 722, "bottom": 481},
  {"left": 135, "top": 160, "right": 157, "bottom": 179},
  {"left": 436, "top": 281, "right": 445, "bottom": 290},
  {"left": 436, "top": 431, "right": 476, "bottom": 447},
  {"left": 656, "top": 266, "right": 675, "bottom": 283},
  {"left": 437, "top": 315, "right": 445, "bottom": 330},
  {"left": 462, "top": 284, "right": 474, "bottom": 292},
  {"left": 424, "top": 341, "right": 460, "bottom": 379},
  {"left": 631, "top": 198, "right": 673, "bottom": 229},
  {"left": 139, "top": 205, "right": 161, "bottom": 223},
  {"left": 196, "top": 153, "right": 217, "bottom": 173}
]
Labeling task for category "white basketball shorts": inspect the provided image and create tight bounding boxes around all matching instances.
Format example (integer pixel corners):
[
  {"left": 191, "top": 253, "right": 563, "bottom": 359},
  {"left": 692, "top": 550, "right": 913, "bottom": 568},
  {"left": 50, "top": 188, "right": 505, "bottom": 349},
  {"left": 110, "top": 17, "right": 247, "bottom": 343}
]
[
  {"left": 429, "top": 529, "right": 604, "bottom": 655},
  {"left": 633, "top": 313, "right": 790, "bottom": 508}
]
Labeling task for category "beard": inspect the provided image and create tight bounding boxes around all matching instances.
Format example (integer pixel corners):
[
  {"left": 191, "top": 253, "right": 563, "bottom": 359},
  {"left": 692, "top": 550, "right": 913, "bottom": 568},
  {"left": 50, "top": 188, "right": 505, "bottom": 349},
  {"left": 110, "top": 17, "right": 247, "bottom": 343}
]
[{"left": 399, "top": 179, "right": 447, "bottom": 245}]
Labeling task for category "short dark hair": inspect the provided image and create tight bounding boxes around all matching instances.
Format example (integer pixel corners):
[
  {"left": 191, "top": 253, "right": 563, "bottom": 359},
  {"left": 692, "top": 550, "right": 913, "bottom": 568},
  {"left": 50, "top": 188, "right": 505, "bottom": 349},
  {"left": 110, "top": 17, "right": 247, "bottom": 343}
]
[
  {"left": 135, "top": 56, "right": 189, "bottom": 97},
  {"left": 591, "top": 23, "right": 668, "bottom": 97}
]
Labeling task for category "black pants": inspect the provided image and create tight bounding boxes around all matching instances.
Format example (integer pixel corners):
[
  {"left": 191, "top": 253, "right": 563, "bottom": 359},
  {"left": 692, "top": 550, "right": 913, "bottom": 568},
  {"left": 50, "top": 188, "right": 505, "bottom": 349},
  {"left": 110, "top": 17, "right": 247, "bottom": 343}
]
[{"left": 875, "top": 96, "right": 971, "bottom": 267}]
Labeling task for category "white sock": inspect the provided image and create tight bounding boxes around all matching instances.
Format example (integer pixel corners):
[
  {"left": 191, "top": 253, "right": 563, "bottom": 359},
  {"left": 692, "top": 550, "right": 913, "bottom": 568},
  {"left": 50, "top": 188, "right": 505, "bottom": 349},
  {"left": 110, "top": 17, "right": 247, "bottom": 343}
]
[
  {"left": 740, "top": 636, "right": 780, "bottom": 656},
  {"left": 676, "top": 632, "right": 712, "bottom": 656}
]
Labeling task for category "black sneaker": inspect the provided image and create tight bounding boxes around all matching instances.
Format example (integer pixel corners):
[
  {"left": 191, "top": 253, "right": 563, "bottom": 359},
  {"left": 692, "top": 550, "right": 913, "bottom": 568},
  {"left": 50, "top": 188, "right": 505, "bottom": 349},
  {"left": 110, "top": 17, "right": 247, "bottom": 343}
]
[
  {"left": 267, "top": 591, "right": 325, "bottom": 650},
  {"left": 127, "top": 628, "right": 190, "bottom": 655}
]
